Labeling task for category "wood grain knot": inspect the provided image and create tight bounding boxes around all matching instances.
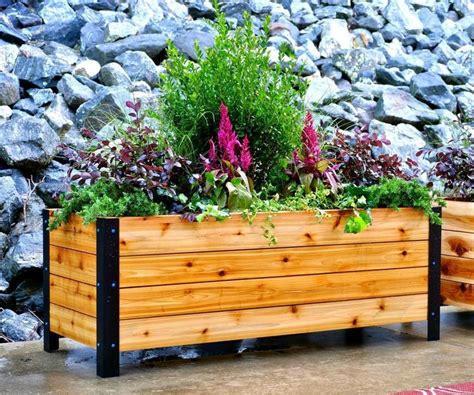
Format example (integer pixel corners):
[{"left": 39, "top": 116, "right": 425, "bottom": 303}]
[
  {"left": 282, "top": 257, "right": 289, "bottom": 263},
  {"left": 352, "top": 318, "right": 358, "bottom": 326},
  {"left": 186, "top": 262, "right": 193, "bottom": 268},
  {"left": 305, "top": 233, "right": 313, "bottom": 241},
  {"left": 202, "top": 328, "right": 208, "bottom": 334},
  {"left": 218, "top": 270, "right": 226, "bottom": 277},
  {"left": 291, "top": 306, "right": 298, "bottom": 314},
  {"left": 401, "top": 250, "right": 408, "bottom": 256},
  {"left": 398, "top": 228, "right": 406, "bottom": 234}
]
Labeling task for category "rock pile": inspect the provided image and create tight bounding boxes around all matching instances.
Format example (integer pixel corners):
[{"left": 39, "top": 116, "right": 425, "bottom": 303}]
[{"left": 0, "top": 0, "right": 473, "bottom": 341}]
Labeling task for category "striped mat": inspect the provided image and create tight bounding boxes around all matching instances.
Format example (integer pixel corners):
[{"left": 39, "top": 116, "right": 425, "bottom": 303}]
[{"left": 393, "top": 382, "right": 474, "bottom": 394}]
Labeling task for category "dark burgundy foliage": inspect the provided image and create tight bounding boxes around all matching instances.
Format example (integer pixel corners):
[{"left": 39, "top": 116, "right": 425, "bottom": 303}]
[
  {"left": 60, "top": 102, "right": 195, "bottom": 212},
  {"left": 417, "top": 137, "right": 473, "bottom": 201},
  {"left": 330, "top": 126, "right": 413, "bottom": 186}
]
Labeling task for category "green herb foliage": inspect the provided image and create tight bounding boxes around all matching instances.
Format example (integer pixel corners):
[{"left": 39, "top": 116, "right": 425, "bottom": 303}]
[
  {"left": 49, "top": 180, "right": 166, "bottom": 230},
  {"left": 159, "top": 12, "right": 306, "bottom": 186}
]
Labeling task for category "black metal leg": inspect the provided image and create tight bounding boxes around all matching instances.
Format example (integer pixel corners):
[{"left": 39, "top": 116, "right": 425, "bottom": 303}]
[
  {"left": 96, "top": 218, "right": 120, "bottom": 378},
  {"left": 428, "top": 207, "right": 442, "bottom": 341},
  {"left": 43, "top": 210, "right": 60, "bottom": 352}
]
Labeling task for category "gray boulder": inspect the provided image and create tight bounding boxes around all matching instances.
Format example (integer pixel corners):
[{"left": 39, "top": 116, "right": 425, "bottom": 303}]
[
  {"left": 0, "top": 105, "right": 12, "bottom": 120},
  {"left": 0, "top": 173, "right": 23, "bottom": 233},
  {"left": 87, "top": 33, "right": 167, "bottom": 64},
  {"left": 0, "top": 272, "right": 8, "bottom": 292},
  {"left": 0, "top": 309, "right": 41, "bottom": 341},
  {"left": 57, "top": 74, "right": 95, "bottom": 109},
  {"left": 13, "top": 98, "right": 38, "bottom": 115},
  {"left": 38, "top": 0, "right": 76, "bottom": 25},
  {"left": 76, "top": 87, "right": 133, "bottom": 130},
  {"left": 333, "top": 49, "right": 382, "bottom": 82},
  {"left": 410, "top": 72, "right": 457, "bottom": 111},
  {"left": 37, "top": 161, "right": 68, "bottom": 207},
  {"left": 318, "top": 19, "right": 353, "bottom": 58},
  {"left": 28, "top": 88, "right": 55, "bottom": 107},
  {"left": 173, "top": 30, "right": 216, "bottom": 61},
  {"left": 99, "top": 62, "right": 132, "bottom": 86},
  {"left": 0, "top": 23, "right": 30, "bottom": 45},
  {"left": 129, "top": 0, "right": 164, "bottom": 28},
  {"left": 417, "top": 8, "right": 442, "bottom": 35},
  {"left": 0, "top": 40, "right": 19, "bottom": 72},
  {"left": 0, "top": 115, "right": 59, "bottom": 170},
  {"left": 0, "top": 72, "right": 19, "bottom": 105},
  {"left": 374, "top": 88, "right": 439, "bottom": 126},
  {"left": 25, "top": 19, "right": 84, "bottom": 48},
  {"left": 43, "top": 94, "right": 75, "bottom": 136},
  {"left": 457, "top": 91, "right": 474, "bottom": 122},
  {"left": 104, "top": 21, "right": 139, "bottom": 42},
  {"left": 386, "top": 53, "right": 425, "bottom": 72},
  {"left": 13, "top": 46, "right": 71, "bottom": 88},
  {"left": 369, "top": 119, "right": 426, "bottom": 161},
  {"left": 41, "top": 41, "right": 79, "bottom": 65},
  {"left": 376, "top": 67, "right": 415, "bottom": 86},
  {"left": 115, "top": 51, "right": 159, "bottom": 87},
  {"left": 80, "top": 22, "right": 105, "bottom": 54},
  {"left": 290, "top": 1, "right": 317, "bottom": 27},
  {"left": 305, "top": 77, "right": 340, "bottom": 107},
  {"left": 382, "top": 0, "right": 423, "bottom": 34}
]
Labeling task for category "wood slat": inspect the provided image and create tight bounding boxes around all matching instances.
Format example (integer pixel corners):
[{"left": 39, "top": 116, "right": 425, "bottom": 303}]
[
  {"left": 441, "top": 255, "right": 474, "bottom": 284},
  {"left": 120, "top": 267, "right": 427, "bottom": 319},
  {"left": 50, "top": 275, "right": 96, "bottom": 317},
  {"left": 50, "top": 246, "right": 96, "bottom": 285},
  {"left": 441, "top": 279, "right": 474, "bottom": 309},
  {"left": 119, "top": 208, "right": 429, "bottom": 256},
  {"left": 120, "top": 241, "right": 429, "bottom": 287},
  {"left": 50, "top": 212, "right": 96, "bottom": 254},
  {"left": 50, "top": 303, "right": 96, "bottom": 348},
  {"left": 119, "top": 294, "right": 427, "bottom": 351},
  {"left": 442, "top": 230, "right": 474, "bottom": 259},
  {"left": 443, "top": 201, "right": 474, "bottom": 233}
]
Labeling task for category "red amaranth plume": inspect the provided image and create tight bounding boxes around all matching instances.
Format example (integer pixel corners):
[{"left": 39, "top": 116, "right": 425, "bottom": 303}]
[
  {"left": 301, "top": 112, "right": 321, "bottom": 168},
  {"left": 240, "top": 135, "right": 252, "bottom": 172},
  {"left": 217, "top": 102, "right": 240, "bottom": 166}
]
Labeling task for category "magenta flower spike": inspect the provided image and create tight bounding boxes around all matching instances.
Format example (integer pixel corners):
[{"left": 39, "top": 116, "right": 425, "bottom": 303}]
[{"left": 240, "top": 135, "right": 252, "bottom": 172}]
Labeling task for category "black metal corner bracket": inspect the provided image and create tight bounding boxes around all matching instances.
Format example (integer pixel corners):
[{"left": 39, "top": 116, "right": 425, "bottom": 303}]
[
  {"left": 96, "top": 218, "right": 120, "bottom": 378},
  {"left": 427, "top": 207, "right": 442, "bottom": 341},
  {"left": 43, "top": 209, "right": 60, "bottom": 352}
]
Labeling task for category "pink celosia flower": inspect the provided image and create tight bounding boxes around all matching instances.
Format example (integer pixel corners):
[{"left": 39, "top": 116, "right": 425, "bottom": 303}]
[
  {"left": 240, "top": 135, "right": 252, "bottom": 172},
  {"left": 217, "top": 102, "right": 240, "bottom": 166},
  {"left": 301, "top": 112, "right": 321, "bottom": 168}
]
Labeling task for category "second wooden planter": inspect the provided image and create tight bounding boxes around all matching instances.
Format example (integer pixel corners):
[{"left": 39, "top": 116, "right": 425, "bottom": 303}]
[
  {"left": 43, "top": 207, "right": 441, "bottom": 377},
  {"left": 441, "top": 200, "right": 474, "bottom": 309}
]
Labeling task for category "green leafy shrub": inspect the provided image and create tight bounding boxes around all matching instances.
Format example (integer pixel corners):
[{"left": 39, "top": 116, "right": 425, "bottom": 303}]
[{"left": 158, "top": 12, "right": 306, "bottom": 186}]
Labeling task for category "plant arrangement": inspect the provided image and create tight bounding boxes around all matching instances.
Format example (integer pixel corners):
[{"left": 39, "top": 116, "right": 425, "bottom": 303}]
[
  {"left": 417, "top": 128, "right": 473, "bottom": 202},
  {"left": 50, "top": 11, "right": 444, "bottom": 238}
]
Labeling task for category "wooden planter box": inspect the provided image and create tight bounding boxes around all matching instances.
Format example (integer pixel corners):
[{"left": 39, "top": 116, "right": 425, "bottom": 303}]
[
  {"left": 43, "top": 207, "right": 441, "bottom": 377},
  {"left": 441, "top": 201, "right": 474, "bottom": 309}
]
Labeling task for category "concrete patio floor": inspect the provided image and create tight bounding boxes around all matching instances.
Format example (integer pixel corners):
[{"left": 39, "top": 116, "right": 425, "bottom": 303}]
[{"left": 1, "top": 306, "right": 473, "bottom": 395}]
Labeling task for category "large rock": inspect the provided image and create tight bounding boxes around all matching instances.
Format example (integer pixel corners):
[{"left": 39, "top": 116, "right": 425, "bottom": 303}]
[
  {"left": 318, "top": 19, "right": 352, "bottom": 58},
  {"left": 333, "top": 49, "right": 382, "bottom": 82},
  {"left": 104, "top": 21, "right": 139, "bottom": 42},
  {"left": 76, "top": 87, "right": 133, "bottom": 130},
  {"left": 42, "top": 41, "right": 79, "bottom": 65},
  {"left": 382, "top": 0, "right": 423, "bottom": 34},
  {"left": 28, "top": 88, "right": 55, "bottom": 107},
  {"left": 376, "top": 67, "right": 414, "bottom": 86},
  {"left": 37, "top": 161, "right": 68, "bottom": 207},
  {"left": 25, "top": 19, "right": 84, "bottom": 48},
  {"left": 43, "top": 94, "right": 75, "bottom": 136},
  {"left": 0, "top": 309, "right": 41, "bottom": 341},
  {"left": 0, "top": 115, "right": 59, "bottom": 170},
  {"left": 0, "top": 272, "right": 8, "bottom": 292},
  {"left": 129, "top": 0, "right": 164, "bottom": 28},
  {"left": 73, "top": 59, "right": 101, "bottom": 79},
  {"left": 173, "top": 30, "right": 216, "bottom": 61},
  {"left": 456, "top": 91, "right": 474, "bottom": 122},
  {"left": 115, "top": 51, "right": 159, "bottom": 87},
  {"left": 290, "top": 0, "right": 317, "bottom": 27},
  {"left": 305, "top": 77, "right": 340, "bottom": 107},
  {"left": 0, "top": 72, "right": 19, "bottom": 105},
  {"left": 57, "top": 74, "right": 95, "bottom": 109},
  {"left": 0, "top": 23, "right": 29, "bottom": 45},
  {"left": 369, "top": 120, "right": 426, "bottom": 161},
  {"left": 99, "top": 62, "right": 132, "bottom": 86},
  {"left": 86, "top": 33, "right": 167, "bottom": 64},
  {"left": 410, "top": 72, "right": 456, "bottom": 111},
  {"left": 38, "top": 0, "right": 76, "bottom": 25},
  {"left": 0, "top": 40, "right": 19, "bottom": 72},
  {"left": 13, "top": 46, "right": 70, "bottom": 88},
  {"left": 0, "top": 173, "right": 23, "bottom": 233},
  {"left": 374, "top": 88, "right": 439, "bottom": 126}
]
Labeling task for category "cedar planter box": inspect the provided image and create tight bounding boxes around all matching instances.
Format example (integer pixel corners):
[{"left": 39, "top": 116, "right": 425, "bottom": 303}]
[
  {"left": 441, "top": 201, "right": 474, "bottom": 309},
  {"left": 43, "top": 207, "right": 441, "bottom": 377}
]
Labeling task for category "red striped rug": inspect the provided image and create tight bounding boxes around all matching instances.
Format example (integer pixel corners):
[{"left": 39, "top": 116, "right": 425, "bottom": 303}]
[{"left": 393, "top": 382, "right": 474, "bottom": 394}]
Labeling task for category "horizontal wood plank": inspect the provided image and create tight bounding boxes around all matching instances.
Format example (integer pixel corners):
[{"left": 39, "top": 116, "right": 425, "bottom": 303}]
[
  {"left": 442, "top": 230, "right": 474, "bottom": 259},
  {"left": 120, "top": 267, "right": 428, "bottom": 319},
  {"left": 441, "top": 256, "right": 474, "bottom": 284},
  {"left": 119, "top": 294, "right": 427, "bottom": 351},
  {"left": 50, "top": 303, "right": 96, "bottom": 348},
  {"left": 443, "top": 201, "right": 474, "bottom": 233},
  {"left": 50, "top": 212, "right": 96, "bottom": 254},
  {"left": 50, "top": 275, "right": 96, "bottom": 317},
  {"left": 119, "top": 208, "right": 429, "bottom": 256},
  {"left": 50, "top": 246, "right": 96, "bottom": 285},
  {"left": 120, "top": 241, "right": 429, "bottom": 287},
  {"left": 441, "top": 279, "right": 474, "bottom": 309}
]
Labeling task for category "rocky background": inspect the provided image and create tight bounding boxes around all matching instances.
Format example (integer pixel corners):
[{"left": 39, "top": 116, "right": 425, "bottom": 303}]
[{"left": 0, "top": 0, "right": 473, "bottom": 342}]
